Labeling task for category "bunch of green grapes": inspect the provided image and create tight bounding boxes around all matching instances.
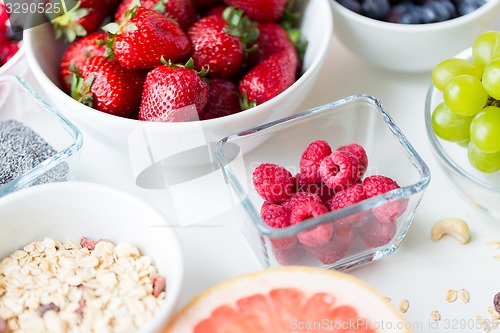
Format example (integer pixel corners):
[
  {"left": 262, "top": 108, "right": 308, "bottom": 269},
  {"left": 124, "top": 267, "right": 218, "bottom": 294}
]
[{"left": 431, "top": 31, "right": 500, "bottom": 173}]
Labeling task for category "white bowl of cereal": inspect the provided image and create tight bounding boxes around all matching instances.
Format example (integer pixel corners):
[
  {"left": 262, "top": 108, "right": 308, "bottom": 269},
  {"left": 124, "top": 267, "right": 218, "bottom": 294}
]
[{"left": 0, "top": 181, "right": 183, "bottom": 333}]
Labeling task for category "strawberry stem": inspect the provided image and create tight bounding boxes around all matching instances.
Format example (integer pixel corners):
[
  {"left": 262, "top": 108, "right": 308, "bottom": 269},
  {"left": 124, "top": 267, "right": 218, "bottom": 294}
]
[
  {"left": 70, "top": 70, "right": 95, "bottom": 108},
  {"left": 50, "top": 1, "right": 90, "bottom": 42},
  {"left": 239, "top": 90, "right": 257, "bottom": 110},
  {"left": 222, "top": 7, "right": 259, "bottom": 49}
]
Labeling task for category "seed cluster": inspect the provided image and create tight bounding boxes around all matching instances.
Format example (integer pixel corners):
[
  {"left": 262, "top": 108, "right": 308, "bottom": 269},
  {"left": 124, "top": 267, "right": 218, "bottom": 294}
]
[{"left": 0, "top": 120, "right": 68, "bottom": 187}]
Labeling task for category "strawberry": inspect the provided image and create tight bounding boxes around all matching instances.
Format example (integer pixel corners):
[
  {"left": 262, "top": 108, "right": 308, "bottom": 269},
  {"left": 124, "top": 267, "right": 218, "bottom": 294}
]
[
  {"left": 193, "top": 0, "right": 223, "bottom": 11},
  {"left": 247, "top": 22, "right": 296, "bottom": 66},
  {"left": 138, "top": 60, "right": 209, "bottom": 122},
  {"left": 104, "top": 6, "right": 191, "bottom": 70},
  {"left": 187, "top": 7, "right": 258, "bottom": 78},
  {"left": 0, "top": 37, "right": 18, "bottom": 66},
  {"left": 71, "top": 56, "right": 146, "bottom": 118},
  {"left": 49, "top": 0, "right": 112, "bottom": 42},
  {"left": 59, "top": 30, "right": 107, "bottom": 93},
  {"left": 201, "top": 78, "right": 241, "bottom": 120},
  {"left": 222, "top": 0, "right": 288, "bottom": 22},
  {"left": 114, "top": 0, "right": 197, "bottom": 31},
  {"left": 239, "top": 48, "right": 298, "bottom": 107}
]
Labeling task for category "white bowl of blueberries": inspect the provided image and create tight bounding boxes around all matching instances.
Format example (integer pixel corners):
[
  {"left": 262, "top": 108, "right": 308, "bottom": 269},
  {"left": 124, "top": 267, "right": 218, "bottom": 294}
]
[{"left": 331, "top": 0, "right": 500, "bottom": 72}]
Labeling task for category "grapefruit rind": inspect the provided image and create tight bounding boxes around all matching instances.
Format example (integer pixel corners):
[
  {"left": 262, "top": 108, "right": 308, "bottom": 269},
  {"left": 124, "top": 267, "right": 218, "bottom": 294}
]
[{"left": 164, "top": 266, "right": 412, "bottom": 332}]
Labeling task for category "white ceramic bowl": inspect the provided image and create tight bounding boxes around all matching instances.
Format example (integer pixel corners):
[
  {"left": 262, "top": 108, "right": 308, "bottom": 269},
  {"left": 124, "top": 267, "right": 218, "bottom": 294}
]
[
  {"left": 0, "top": 181, "right": 184, "bottom": 333},
  {"left": 331, "top": 0, "right": 500, "bottom": 72},
  {"left": 24, "top": 0, "right": 333, "bottom": 167}
]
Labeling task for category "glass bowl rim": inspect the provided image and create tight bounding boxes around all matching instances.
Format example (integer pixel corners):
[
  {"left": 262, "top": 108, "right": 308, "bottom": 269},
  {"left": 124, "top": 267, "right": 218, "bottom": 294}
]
[
  {"left": 0, "top": 75, "right": 83, "bottom": 194},
  {"left": 424, "top": 47, "right": 500, "bottom": 194},
  {"left": 216, "top": 94, "right": 431, "bottom": 237}
]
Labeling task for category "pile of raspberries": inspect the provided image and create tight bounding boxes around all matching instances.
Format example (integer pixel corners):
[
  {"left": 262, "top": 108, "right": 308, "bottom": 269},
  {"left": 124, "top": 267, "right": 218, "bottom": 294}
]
[{"left": 252, "top": 140, "right": 408, "bottom": 266}]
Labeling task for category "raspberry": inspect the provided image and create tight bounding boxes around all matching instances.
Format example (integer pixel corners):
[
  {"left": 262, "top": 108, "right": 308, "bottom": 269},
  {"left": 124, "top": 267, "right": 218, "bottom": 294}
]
[
  {"left": 337, "top": 143, "right": 368, "bottom": 180},
  {"left": 331, "top": 184, "right": 369, "bottom": 227},
  {"left": 363, "top": 175, "right": 407, "bottom": 223},
  {"left": 260, "top": 203, "right": 297, "bottom": 251},
  {"left": 319, "top": 150, "right": 359, "bottom": 191},
  {"left": 305, "top": 224, "right": 354, "bottom": 264},
  {"left": 290, "top": 202, "right": 332, "bottom": 247},
  {"left": 295, "top": 173, "right": 336, "bottom": 206},
  {"left": 299, "top": 140, "right": 332, "bottom": 183},
  {"left": 273, "top": 245, "right": 306, "bottom": 266},
  {"left": 253, "top": 163, "right": 294, "bottom": 203},
  {"left": 282, "top": 191, "right": 322, "bottom": 212},
  {"left": 331, "top": 184, "right": 366, "bottom": 210},
  {"left": 261, "top": 203, "right": 290, "bottom": 228},
  {"left": 357, "top": 217, "right": 396, "bottom": 248},
  {"left": 363, "top": 175, "right": 400, "bottom": 198}
]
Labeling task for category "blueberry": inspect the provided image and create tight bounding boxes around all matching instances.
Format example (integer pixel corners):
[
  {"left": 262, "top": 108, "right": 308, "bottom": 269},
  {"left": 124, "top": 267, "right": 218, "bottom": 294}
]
[
  {"left": 6, "top": 26, "right": 23, "bottom": 42},
  {"left": 361, "top": 0, "right": 391, "bottom": 20},
  {"left": 337, "top": 0, "right": 363, "bottom": 13},
  {"left": 456, "top": 0, "right": 486, "bottom": 15},
  {"left": 424, "top": 1, "right": 453, "bottom": 22},
  {"left": 399, "top": 10, "right": 421, "bottom": 23}
]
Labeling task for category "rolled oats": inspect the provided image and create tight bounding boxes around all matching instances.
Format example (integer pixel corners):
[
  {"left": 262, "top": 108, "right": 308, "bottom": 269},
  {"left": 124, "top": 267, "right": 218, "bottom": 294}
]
[{"left": 0, "top": 237, "right": 166, "bottom": 333}]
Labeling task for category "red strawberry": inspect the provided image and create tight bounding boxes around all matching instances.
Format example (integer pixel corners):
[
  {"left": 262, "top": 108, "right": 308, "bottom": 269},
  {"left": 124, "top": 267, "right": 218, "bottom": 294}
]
[
  {"left": 201, "top": 78, "right": 241, "bottom": 120},
  {"left": 49, "top": 0, "right": 111, "bottom": 42},
  {"left": 114, "top": 0, "right": 197, "bottom": 31},
  {"left": 223, "top": 0, "right": 288, "bottom": 22},
  {"left": 239, "top": 48, "right": 298, "bottom": 107},
  {"left": 138, "top": 60, "right": 209, "bottom": 122},
  {"left": 0, "top": 3, "right": 9, "bottom": 34},
  {"left": 105, "top": 6, "right": 191, "bottom": 70},
  {"left": 193, "top": 0, "right": 223, "bottom": 11},
  {"left": 71, "top": 56, "right": 146, "bottom": 118},
  {"left": 0, "top": 37, "right": 18, "bottom": 66},
  {"left": 204, "top": 5, "right": 226, "bottom": 17},
  {"left": 59, "top": 30, "right": 107, "bottom": 92},
  {"left": 248, "top": 22, "right": 295, "bottom": 66},
  {"left": 188, "top": 7, "right": 258, "bottom": 78}
]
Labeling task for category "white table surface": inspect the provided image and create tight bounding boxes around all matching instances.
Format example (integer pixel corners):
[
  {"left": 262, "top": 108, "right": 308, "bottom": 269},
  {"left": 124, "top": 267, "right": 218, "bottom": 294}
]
[{"left": 16, "top": 33, "right": 500, "bottom": 332}]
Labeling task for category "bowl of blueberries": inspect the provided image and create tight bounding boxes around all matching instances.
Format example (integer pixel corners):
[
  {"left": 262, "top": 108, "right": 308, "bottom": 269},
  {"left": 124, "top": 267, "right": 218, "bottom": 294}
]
[{"left": 330, "top": 0, "right": 500, "bottom": 72}]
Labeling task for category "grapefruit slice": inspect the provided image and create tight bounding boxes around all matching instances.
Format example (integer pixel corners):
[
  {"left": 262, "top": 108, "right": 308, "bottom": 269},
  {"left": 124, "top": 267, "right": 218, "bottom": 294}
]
[{"left": 165, "top": 266, "right": 412, "bottom": 333}]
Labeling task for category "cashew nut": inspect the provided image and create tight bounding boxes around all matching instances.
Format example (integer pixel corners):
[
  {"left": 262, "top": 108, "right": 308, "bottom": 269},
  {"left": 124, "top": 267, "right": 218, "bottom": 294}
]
[{"left": 431, "top": 218, "right": 470, "bottom": 244}]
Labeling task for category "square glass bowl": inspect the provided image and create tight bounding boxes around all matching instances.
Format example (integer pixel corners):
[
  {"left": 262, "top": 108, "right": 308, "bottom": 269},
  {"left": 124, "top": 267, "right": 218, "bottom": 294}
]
[
  {"left": 0, "top": 76, "right": 82, "bottom": 196},
  {"left": 216, "top": 95, "right": 430, "bottom": 270}
]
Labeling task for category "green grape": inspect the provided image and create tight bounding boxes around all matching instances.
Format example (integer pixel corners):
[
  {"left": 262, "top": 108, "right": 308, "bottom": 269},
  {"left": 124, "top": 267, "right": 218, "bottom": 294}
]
[
  {"left": 468, "top": 140, "right": 500, "bottom": 173},
  {"left": 470, "top": 106, "right": 500, "bottom": 153},
  {"left": 472, "top": 31, "right": 500, "bottom": 74},
  {"left": 482, "top": 58, "right": 500, "bottom": 100},
  {"left": 432, "top": 58, "right": 481, "bottom": 92},
  {"left": 431, "top": 102, "right": 473, "bottom": 142},
  {"left": 443, "top": 75, "right": 488, "bottom": 117}
]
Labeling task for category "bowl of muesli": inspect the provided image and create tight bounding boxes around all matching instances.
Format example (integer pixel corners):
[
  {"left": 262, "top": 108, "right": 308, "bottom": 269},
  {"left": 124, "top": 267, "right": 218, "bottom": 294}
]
[{"left": 0, "top": 181, "right": 183, "bottom": 333}]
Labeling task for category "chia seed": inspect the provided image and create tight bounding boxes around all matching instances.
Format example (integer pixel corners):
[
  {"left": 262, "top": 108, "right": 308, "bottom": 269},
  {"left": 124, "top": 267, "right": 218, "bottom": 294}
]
[{"left": 0, "top": 119, "right": 68, "bottom": 187}]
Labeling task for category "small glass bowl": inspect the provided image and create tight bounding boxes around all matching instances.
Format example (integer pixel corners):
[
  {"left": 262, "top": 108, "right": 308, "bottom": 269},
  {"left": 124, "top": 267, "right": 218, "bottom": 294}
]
[
  {"left": 0, "top": 76, "right": 82, "bottom": 196},
  {"left": 216, "top": 95, "right": 430, "bottom": 270},
  {"left": 425, "top": 47, "right": 500, "bottom": 218}
]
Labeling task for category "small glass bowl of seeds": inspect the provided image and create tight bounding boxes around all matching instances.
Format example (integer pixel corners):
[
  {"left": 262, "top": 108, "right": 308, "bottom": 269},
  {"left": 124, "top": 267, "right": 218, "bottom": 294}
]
[{"left": 0, "top": 75, "right": 82, "bottom": 196}]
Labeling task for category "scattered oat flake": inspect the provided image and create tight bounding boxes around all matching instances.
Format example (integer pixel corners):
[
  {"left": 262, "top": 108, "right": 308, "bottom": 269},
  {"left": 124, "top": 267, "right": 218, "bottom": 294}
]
[
  {"left": 430, "top": 310, "right": 441, "bottom": 321},
  {"left": 493, "top": 255, "right": 500, "bottom": 261},
  {"left": 486, "top": 241, "right": 500, "bottom": 249},
  {"left": 445, "top": 289, "right": 458, "bottom": 303},
  {"left": 383, "top": 297, "right": 391, "bottom": 303},
  {"left": 399, "top": 299, "right": 409, "bottom": 313},
  {"left": 459, "top": 289, "right": 470, "bottom": 303}
]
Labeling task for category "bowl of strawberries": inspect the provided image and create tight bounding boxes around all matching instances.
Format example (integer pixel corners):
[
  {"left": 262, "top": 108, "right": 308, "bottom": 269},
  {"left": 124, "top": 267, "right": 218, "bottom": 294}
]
[
  {"left": 24, "top": 0, "right": 333, "bottom": 167},
  {"left": 0, "top": 1, "right": 24, "bottom": 76}
]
